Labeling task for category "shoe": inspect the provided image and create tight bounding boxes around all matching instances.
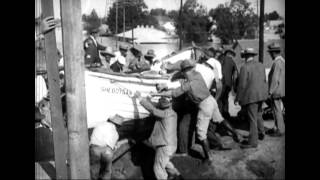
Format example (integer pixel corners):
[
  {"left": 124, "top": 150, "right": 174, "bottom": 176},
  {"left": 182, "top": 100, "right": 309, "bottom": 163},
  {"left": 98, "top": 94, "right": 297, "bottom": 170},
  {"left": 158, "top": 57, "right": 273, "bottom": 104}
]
[
  {"left": 258, "top": 133, "right": 265, "bottom": 140},
  {"left": 240, "top": 141, "right": 257, "bottom": 149},
  {"left": 200, "top": 139, "right": 213, "bottom": 165},
  {"left": 269, "top": 130, "right": 284, "bottom": 137}
]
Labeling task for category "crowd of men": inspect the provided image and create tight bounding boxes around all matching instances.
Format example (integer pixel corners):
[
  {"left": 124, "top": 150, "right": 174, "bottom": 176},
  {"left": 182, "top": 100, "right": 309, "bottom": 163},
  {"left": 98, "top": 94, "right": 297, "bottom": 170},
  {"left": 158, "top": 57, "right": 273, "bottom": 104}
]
[
  {"left": 87, "top": 30, "right": 285, "bottom": 179},
  {"left": 83, "top": 28, "right": 162, "bottom": 75},
  {"left": 35, "top": 15, "right": 285, "bottom": 180}
]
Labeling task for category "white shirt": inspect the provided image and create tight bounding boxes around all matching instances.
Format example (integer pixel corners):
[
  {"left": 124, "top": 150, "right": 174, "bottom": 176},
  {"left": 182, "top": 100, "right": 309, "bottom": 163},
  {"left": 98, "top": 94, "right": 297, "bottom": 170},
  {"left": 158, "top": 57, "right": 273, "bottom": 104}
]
[
  {"left": 89, "top": 35, "right": 97, "bottom": 47},
  {"left": 206, "top": 58, "right": 223, "bottom": 80},
  {"left": 150, "top": 60, "right": 162, "bottom": 72},
  {"left": 195, "top": 64, "right": 215, "bottom": 89},
  {"left": 35, "top": 75, "right": 48, "bottom": 104},
  {"left": 90, "top": 121, "right": 119, "bottom": 149},
  {"left": 110, "top": 51, "right": 126, "bottom": 65}
]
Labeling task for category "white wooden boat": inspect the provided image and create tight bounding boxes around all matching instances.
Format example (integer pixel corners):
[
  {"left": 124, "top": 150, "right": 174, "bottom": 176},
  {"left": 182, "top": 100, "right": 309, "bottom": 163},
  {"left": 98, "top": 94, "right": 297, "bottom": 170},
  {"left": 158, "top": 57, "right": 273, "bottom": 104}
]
[{"left": 85, "top": 69, "right": 180, "bottom": 128}]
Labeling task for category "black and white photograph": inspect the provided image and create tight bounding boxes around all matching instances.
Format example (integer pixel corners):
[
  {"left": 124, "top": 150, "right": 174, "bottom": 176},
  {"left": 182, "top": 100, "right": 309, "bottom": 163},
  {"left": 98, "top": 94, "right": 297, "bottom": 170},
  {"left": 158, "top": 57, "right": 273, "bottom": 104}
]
[{"left": 35, "top": 0, "right": 285, "bottom": 179}]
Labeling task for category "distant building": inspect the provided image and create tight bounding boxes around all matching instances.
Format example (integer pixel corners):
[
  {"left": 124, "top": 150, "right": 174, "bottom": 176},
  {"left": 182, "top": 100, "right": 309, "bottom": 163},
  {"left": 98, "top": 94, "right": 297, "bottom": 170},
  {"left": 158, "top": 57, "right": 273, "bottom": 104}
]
[
  {"left": 162, "top": 21, "right": 176, "bottom": 35},
  {"left": 267, "top": 20, "right": 284, "bottom": 30},
  {"left": 114, "top": 25, "right": 178, "bottom": 44}
]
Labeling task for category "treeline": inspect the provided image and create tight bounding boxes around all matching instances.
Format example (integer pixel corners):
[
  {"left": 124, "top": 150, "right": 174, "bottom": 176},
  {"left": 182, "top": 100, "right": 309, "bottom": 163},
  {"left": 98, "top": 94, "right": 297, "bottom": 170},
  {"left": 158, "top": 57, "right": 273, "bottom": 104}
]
[{"left": 82, "top": 0, "right": 283, "bottom": 44}]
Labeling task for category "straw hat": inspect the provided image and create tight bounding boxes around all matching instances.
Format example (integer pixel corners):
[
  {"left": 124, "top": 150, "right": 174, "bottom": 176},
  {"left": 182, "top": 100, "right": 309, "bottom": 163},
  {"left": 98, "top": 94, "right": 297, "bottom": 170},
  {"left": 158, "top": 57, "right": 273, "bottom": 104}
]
[
  {"left": 144, "top": 49, "right": 156, "bottom": 58},
  {"left": 267, "top": 43, "right": 281, "bottom": 53},
  {"left": 241, "top": 48, "right": 258, "bottom": 57},
  {"left": 119, "top": 45, "right": 128, "bottom": 51},
  {"left": 108, "top": 114, "right": 125, "bottom": 126}
]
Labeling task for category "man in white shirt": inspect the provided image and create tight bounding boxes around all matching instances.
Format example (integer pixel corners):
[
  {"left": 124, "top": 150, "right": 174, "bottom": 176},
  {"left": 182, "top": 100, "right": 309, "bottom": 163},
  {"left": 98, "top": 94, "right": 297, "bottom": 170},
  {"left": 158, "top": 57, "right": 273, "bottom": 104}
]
[
  {"left": 89, "top": 114, "right": 124, "bottom": 180},
  {"left": 200, "top": 48, "right": 223, "bottom": 99},
  {"left": 35, "top": 75, "right": 48, "bottom": 105}
]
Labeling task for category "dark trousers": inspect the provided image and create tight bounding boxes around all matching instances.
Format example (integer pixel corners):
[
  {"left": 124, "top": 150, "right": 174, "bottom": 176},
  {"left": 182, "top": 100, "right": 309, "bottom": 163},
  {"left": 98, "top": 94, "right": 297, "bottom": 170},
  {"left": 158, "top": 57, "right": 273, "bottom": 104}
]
[
  {"left": 245, "top": 102, "right": 265, "bottom": 146},
  {"left": 178, "top": 110, "right": 197, "bottom": 153},
  {"left": 218, "top": 85, "right": 231, "bottom": 118}
]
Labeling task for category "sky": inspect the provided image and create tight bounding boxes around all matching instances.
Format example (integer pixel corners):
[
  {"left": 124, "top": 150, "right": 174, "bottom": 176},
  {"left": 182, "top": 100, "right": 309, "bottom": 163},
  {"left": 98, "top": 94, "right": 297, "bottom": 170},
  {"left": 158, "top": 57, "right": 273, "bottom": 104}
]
[{"left": 36, "top": 0, "right": 285, "bottom": 19}]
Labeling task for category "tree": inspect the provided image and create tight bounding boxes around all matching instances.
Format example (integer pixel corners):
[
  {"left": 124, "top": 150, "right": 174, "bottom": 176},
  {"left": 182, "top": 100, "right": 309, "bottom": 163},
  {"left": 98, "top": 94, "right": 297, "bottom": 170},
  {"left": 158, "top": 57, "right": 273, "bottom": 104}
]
[
  {"left": 150, "top": 8, "right": 166, "bottom": 16},
  {"left": 106, "top": 0, "right": 158, "bottom": 34},
  {"left": 209, "top": 0, "right": 258, "bottom": 44},
  {"left": 82, "top": 9, "right": 102, "bottom": 32},
  {"left": 172, "top": 0, "right": 208, "bottom": 43},
  {"left": 265, "top": 11, "right": 281, "bottom": 21}
]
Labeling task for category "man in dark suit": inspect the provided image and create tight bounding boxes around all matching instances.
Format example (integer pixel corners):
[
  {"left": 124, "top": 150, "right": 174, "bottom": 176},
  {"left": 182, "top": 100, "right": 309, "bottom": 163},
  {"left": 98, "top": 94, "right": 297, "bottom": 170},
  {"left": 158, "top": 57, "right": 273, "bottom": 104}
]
[
  {"left": 84, "top": 28, "right": 106, "bottom": 67},
  {"left": 267, "top": 43, "right": 285, "bottom": 137},
  {"left": 219, "top": 49, "right": 238, "bottom": 119},
  {"left": 235, "top": 48, "right": 268, "bottom": 149}
]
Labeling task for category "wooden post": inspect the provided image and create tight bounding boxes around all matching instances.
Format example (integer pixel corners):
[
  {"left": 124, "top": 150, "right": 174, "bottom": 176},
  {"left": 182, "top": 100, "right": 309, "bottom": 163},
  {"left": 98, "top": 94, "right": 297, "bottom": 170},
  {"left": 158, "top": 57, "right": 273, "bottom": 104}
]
[
  {"left": 116, "top": 0, "right": 118, "bottom": 49},
  {"left": 41, "top": 0, "right": 69, "bottom": 179},
  {"left": 259, "top": 0, "right": 265, "bottom": 63},
  {"left": 132, "top": 21, "right": 134, "bottom": 47},
  {"left": 179, "top": 0, "right": 183, "bottom": 50},
  {"left": 60, "top": 0, "right": 90, "bottom": 179},
  {"left": 123, "top": 5, "right": 125, "bottom": 41}
]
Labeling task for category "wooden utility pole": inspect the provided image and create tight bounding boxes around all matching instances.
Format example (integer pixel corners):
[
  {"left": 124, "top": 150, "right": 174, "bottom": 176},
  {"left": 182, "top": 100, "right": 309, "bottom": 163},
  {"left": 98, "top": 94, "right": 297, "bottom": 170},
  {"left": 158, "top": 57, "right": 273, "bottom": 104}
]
[
  {"left": 41, "top": 0, "right": 69, "bottom": 179},
  {"left": 179, "top": 0, "right": 183, "bottom": 50},
  {"left": 123, "top": 5, "right": 125, "bottom": 41},
  {"left": 132, "top": 18, "right": 134, "bottom": 47},
  {"left": 60, "top": 0, "right": 90, "bottom": 179},
  {"left": 259, "top": 0, "right": 265, "bottom": 63},
  {"left": 116, "top": 0, "right": 118, "bottom": 49}
]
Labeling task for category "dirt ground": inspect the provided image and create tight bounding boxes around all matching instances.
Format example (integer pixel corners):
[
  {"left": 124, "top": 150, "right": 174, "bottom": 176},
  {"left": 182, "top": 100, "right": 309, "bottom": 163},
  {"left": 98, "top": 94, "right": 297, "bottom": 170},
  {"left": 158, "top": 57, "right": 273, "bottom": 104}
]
[
  {"left": 35, "top": 92, "right": 285, "bottom": 180},
  {"left": 109, "top": 93, "right": 285, "bottom": 180}
]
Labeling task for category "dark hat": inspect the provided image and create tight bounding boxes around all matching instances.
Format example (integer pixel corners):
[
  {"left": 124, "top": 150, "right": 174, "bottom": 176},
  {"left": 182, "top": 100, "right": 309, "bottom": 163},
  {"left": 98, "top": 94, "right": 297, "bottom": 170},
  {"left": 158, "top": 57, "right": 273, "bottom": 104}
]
[
  {"left": 89, "top": 28, "right": 100, "bottom": 34},
  {"left": 108, "top": 114, "right": 125, "bottom": 126},
  {"left": 224, "top": 49, "right": 236, "bottom": 57},
  {"left": 267, "top": 43, "right": 281, "bottom": 53},
  {"left": 158, "top": 97, "right": 171, "bottom": 108},
  {"left": 130, "top": 47, "right": 142, "bottom": 57},
  {"left": 100, "top": 47, "right": 115, "bottom": 57},
  {"left": 241, "top": 48, "right": 258, "bottom": 57},
  {"left": 35, "top": 106, "right": 45, "bottom": 121},
  {"left": 144, "top": 49, "right": 156, "bottom": 58},
  {"left": 119, "top": 45, "right": 128, "bottom": 51},
  {"left": 180, "top": 60, "right": 195, "bottom": 72}
]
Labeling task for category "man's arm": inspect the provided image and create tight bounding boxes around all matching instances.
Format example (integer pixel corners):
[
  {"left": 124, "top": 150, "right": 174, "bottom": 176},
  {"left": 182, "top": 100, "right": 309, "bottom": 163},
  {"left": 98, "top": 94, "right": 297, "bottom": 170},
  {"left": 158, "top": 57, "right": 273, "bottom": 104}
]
[
  {"left": 97, "top": 43, "right": 106, "bottom": 51},
  {"left": 269, "top": 61, "right": 280, "bottom": 95},
  {"left": 139, "top": 98, "right": 166, "bottom": 118},
  {"left": 171, "top": 81, "right": 191, "bottom": 98}
]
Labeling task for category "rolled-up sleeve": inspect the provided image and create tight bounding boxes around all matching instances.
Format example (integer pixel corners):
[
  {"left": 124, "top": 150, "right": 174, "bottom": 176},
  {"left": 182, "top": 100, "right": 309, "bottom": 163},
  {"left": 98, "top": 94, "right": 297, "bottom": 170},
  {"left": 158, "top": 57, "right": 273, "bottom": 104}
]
[{"left": 171, "top": 81, "right": 191, "bottom": 98}]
